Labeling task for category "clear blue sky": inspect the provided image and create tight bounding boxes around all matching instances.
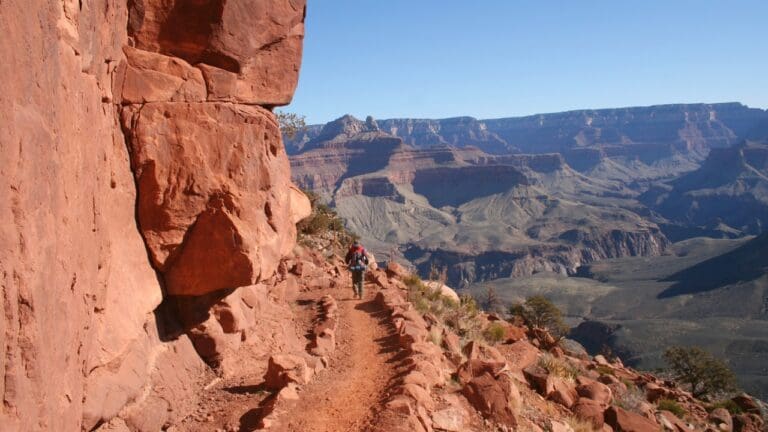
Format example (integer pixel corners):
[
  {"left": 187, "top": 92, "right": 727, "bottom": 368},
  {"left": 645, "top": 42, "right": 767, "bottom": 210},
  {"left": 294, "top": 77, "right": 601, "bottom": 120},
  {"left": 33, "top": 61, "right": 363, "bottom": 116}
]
[{"left": 286, "top": 1, "right": 768, "bottom": 124}]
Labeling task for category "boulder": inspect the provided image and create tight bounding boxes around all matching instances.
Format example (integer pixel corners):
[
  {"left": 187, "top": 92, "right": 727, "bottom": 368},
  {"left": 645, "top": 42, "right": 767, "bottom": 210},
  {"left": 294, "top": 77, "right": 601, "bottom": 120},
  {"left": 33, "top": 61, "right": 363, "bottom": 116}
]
[
  {"left": 573, "top": 397, "right": 606, "bottom": 428},
  {"left": 504, "top": 325, "right": 528, "bottom": 343},
  {"left": 398, "top": 321, "right": 428, "bottom": 349},
  {"left": 658, "top": 410, "right": 691, "bottom": 432},
  {"left": 456, "top": 359, "right": 507, "bottom": 384},
  {"left": 577, "top": 380, "right": 613, "bottom": 406},
  {"left": 288, "top": 185, "right": 312, "bottom": 224},
  {"left": 125, "top": 103, "right": 299, "bottom": 296},
  {"left": 530, "top": 327, "right": 557, "bottom": 348},
  {"left": 605, "top": 406, "right": 659, "bottom": 432},
  {"left": 386, "top": 261, "right": 410, "bottom": 279},
  {"left": 463, "top": 341, "right": 506, "bottom": 363},
  {"left": 397, "top": 383, "right": 435, "bottom": 410},
  {"left": 423, "top": 281, "right": 460, "bottom": 304},
  {"left": 442, "top": 328, "right": 462, "bottom": 355},
  {"left": 731, "top": 394, "right": 762, "bottom": 415},
  {"left": 645, "top": 382, "right": 672, "bottom": 403},
  {"left": 504, "top": 340, "right": 541, "bottom": 373},
  {"left": 546, "top": 376, "right": 578, "bottom": 408},
  {"left": 709, "top": 408, "right": 733, "bottom": 432},
  {"left": 523, "top": 364, "right": 551, "bottom": 395},
  {"left": 462, "top": 373, "right": 520, "bottom": 426},
  {"left": 264, "top": 354, "right": 314, "bottom": 390},
  {"left": 733, "top": 414, "right": 763, "bottom": 432},
  {"left": 431, "top": 406, "right": 468, "bottom": 432}
]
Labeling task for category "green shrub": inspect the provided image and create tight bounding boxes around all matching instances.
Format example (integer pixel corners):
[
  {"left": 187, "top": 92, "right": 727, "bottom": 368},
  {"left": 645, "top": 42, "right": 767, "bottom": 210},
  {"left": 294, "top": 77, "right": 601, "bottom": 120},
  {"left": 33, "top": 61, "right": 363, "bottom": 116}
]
[
  {"left": 621, "top": 378, "right": 637, "bottom": 391},
  {"left": 276, "top": 110, "right": 306, "bottom": 139},
  {"left": 657, "top": 399, "right": 686, "bottom": 418},
  {"left": 509, "top": 295, "right": 569, "bottom": 339},
  {"left": 707, "top": 399, "right": 743, "bottom": 416},
  {"left": 402, "top": 274, "right": 424, "bottom": 290},
  {"left": 483, "top": 322, "right": 506, "bottom": 344},
  {"left": 663, "top": 346, "right": 738, "bottom": 399},
  {"left": 297, "top": 192, "right": 350, "bottom": 236},
  {"left": 595, "top": 365, "right": 615, "bottom": 376}
]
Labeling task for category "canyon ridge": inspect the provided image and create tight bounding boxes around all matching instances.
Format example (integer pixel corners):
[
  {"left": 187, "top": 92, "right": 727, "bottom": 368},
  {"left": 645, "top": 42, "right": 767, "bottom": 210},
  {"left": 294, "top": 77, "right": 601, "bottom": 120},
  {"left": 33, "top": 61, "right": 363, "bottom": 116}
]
[{"left": 2, "top": 1, "right": 767, "bottom": 432}]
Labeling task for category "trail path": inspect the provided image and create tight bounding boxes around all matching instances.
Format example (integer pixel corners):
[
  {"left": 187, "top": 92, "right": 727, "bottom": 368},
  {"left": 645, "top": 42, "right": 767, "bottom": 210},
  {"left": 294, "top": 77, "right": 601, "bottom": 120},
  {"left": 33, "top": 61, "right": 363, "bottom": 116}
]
[
  {"left": 274, "top": 285, "right": 405, "bottom": 432},
  {"left": 174, "top": 282, "right": 404, "bottom": 432}
]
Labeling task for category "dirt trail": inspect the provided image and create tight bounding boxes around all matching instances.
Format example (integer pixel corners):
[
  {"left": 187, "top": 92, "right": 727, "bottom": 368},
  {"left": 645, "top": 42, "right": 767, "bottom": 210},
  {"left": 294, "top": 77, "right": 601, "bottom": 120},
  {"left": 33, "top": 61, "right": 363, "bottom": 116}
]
[{"left": 274, "top": 285, "right": 405, "bottom": 432}]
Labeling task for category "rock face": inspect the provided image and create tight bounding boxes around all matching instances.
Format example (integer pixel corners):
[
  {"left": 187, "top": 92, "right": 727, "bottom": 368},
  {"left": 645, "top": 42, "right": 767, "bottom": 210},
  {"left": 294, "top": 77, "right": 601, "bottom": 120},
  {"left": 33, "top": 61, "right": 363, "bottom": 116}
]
[
  {"left": 286, "top": 103, "right": 768, "bottom": 157},
  {"left": 124, "top": 102, "right": 299, "bottom": 296},
  {"left": 127, "top": 0, "right": 305, "bottom": 105},
  {"left": 0, "top": 0, "right": 306, "bottom": 430},
  {"left": 642, "top": 141, "right": 768, "bottom": 239}
]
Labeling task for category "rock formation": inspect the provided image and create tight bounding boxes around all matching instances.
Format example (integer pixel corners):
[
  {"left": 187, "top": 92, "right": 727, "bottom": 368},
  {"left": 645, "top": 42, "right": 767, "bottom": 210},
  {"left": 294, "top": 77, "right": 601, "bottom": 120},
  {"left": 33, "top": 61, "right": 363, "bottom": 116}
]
[
  {"left": 642, "top": 141, "right": 768, "bottom": 239},
  {"left": 290, "top": 118, "right": 670, "bottom": 287},
  {"left": 0, "top": 0, "right": 308, "bottom": 430},
  {"left": 285, "top": 104, "right": 768, "bottom": 158}
]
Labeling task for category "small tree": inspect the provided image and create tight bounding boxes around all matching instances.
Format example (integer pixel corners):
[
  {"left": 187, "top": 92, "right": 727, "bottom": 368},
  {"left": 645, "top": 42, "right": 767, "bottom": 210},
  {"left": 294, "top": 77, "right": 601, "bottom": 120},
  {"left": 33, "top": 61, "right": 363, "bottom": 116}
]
[
  {"left": 509, "top": 295, "right": 569, "bottom": 339},
  {"left": 276, "top": 111, "right": 306, "bottom": 139},
  {"left": 482, "top": 286, "right": 502, "bottom": 313},
  {"left": 663, "top": 346, "right": 738, "bottom": 399}
]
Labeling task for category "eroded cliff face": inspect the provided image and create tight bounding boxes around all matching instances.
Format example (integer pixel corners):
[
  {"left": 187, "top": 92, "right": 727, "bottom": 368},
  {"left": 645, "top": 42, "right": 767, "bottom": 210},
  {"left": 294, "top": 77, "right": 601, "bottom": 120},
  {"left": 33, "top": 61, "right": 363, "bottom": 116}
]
[{"left": 0, "top": 1, "right": 308, "bottom": 430}]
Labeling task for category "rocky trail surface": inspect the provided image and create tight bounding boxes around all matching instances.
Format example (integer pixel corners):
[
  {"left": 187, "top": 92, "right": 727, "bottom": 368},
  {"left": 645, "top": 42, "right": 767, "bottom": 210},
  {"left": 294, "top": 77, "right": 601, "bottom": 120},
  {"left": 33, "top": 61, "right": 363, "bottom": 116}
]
[
  {"left": 273, "top": 286, "right": 405, "bottom": 432},
  {"left": 172, "top": 282, "right": 404, "bottom": 432}
]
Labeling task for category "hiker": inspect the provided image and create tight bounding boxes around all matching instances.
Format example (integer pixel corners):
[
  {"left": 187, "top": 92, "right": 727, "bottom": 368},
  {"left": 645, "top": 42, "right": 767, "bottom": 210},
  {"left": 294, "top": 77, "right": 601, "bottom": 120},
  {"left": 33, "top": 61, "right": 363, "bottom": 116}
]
[{"left": 345, "top": 241, "right": 370, "bottom": 299}]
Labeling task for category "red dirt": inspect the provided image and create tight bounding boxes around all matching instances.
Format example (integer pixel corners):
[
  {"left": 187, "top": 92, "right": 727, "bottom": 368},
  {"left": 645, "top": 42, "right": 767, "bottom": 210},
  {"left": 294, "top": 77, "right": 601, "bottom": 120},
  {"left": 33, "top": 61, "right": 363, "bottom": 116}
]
[
  {"left": 274, "top": 285, "right": 406, "bottom": 432},
  {"left": 173, "top": 281, "right": 404, "bottom": 432}
]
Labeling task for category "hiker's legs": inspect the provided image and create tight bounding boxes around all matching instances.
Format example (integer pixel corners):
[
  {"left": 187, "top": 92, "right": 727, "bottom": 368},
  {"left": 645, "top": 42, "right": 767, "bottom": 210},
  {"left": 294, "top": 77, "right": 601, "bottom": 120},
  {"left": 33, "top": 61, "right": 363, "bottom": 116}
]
[
  {"left": 357, "top": 272, "right": 364, "bottom": 297},
  {"left": 352, "top": 271, "right": 364, "bottom": 298}
]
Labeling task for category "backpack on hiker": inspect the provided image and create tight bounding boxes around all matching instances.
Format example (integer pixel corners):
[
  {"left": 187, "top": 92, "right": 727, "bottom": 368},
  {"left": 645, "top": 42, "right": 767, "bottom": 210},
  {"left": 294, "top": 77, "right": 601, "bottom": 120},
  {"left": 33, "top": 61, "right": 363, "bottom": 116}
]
[{"left": 347, "top": 247, "right": 369, "bottom": 272}]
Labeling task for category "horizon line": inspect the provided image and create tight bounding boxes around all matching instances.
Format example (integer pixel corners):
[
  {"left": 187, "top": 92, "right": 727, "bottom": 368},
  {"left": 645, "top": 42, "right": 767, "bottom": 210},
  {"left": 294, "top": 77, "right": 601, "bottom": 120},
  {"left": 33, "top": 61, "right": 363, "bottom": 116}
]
[{"left": 290, "top": 101, "right": 768, "bottom": 126}]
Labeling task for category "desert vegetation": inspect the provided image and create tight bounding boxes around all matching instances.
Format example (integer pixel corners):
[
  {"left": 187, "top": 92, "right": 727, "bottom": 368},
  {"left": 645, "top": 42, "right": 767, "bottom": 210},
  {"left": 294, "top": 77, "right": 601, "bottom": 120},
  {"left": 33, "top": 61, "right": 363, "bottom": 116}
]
[
  {"left": 275, "top": 110, "right": 306, "bottom": 139},
  {"left": 509, "top": 295, "right": 570, "bottom": 340},
  {"left": 297, "top": 189, "right": 359, "bottom": 253},
  {"left": 663, "top": 346, "right": 739, "bottom": 399}
]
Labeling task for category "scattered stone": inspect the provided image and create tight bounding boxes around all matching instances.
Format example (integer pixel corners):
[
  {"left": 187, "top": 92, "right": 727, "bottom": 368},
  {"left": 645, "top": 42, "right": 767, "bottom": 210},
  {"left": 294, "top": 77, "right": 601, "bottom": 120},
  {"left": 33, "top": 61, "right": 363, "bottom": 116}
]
[
  {"left": 264, "top": 354, "right": 314, "bottom": 390},
  {"left": 605, "top": 406, "right": 659, "bottom": 432}
]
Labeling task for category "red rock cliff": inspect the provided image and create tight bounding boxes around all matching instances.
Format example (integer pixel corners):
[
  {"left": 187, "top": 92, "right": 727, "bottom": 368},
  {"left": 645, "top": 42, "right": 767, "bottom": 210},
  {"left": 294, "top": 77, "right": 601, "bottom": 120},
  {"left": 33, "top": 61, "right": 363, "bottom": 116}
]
[{"left": 0, "top": 1, "right": 308, "bottom": 430}]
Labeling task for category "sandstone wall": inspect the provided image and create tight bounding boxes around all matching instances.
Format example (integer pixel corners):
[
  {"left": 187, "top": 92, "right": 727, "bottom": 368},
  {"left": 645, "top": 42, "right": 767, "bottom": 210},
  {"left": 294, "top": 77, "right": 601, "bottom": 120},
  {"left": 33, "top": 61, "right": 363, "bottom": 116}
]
[{"left": 0, "top": 1, "right": 307, "bottom": 430}]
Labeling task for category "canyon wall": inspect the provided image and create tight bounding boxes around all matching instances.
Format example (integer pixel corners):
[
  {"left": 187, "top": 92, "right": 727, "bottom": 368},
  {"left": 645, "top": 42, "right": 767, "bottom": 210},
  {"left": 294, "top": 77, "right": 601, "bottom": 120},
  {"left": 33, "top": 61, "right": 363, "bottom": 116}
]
[
  {"left": 0, "top": 1, "right": 308, "bottom": 430},
  {"left": 285, "top": 104, "right": 768, "bottom": 157}
]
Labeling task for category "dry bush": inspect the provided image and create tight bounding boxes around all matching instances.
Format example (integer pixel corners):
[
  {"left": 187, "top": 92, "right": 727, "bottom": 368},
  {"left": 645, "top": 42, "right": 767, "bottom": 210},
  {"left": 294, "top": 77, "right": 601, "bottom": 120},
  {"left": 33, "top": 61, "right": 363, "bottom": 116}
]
[
  {"left": 613, "top": 385, "right": 647, "bottom": 414},
  {"left": 657, "top": 399, "right": 686, "bottom": 418},
  {"left": 483, "top": 322, "right": 507, "bottom": 345},
  {"left": 538, "top": 353, "right": 580, "bottom": 380},
  {"left": 567, "top": 416, "right": 599, "bottom": 432},
  {"left": 428, "top": 326, "right": 443, "bottom": 347}
]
